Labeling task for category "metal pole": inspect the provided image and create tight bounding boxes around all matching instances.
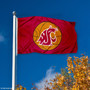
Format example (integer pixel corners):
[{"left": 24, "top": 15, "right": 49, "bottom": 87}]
[{"left": 12, "top": 11, "right": 16, "bottom": 90}]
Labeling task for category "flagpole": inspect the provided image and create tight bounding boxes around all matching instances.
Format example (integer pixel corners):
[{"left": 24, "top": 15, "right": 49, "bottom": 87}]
[{"left": 12, "top": 11, "right": 16, "bottom": 90}]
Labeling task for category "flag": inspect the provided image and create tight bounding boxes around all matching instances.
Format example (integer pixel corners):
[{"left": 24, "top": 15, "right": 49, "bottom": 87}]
[{"left": 18, "top": 16, "right": 77, "bottom": 54}]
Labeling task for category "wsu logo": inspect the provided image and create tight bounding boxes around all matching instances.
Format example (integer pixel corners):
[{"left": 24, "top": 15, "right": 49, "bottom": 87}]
[
  {"left": 38, "top": 25, "right": 58, "bottom": 46},
  {"left": 33, "top": 22, "right": 62, "bottom": 50}
]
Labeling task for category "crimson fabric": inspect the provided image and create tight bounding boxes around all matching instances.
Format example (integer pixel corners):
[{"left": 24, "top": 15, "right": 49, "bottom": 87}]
[{"left": 18, "top": 16, "right": 77, "bottom": 54}]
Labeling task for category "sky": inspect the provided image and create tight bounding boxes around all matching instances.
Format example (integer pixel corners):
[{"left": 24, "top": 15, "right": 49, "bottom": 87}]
[{"left": 0, "top": 0, "right": 90, "bottom": 90}]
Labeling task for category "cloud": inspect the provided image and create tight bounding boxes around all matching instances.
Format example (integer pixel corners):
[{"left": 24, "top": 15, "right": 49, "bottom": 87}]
[
  {"left": 35, "top": 67, "right": 59, "bottom": 90},
  {"left": 0, "top": 34, "right": 5, "bottom": 42}
]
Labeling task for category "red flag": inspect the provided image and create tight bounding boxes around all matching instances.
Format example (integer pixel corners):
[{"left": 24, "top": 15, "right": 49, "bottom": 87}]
[{"left": 18, "top": 16, "right": 77, "bottom": 54}]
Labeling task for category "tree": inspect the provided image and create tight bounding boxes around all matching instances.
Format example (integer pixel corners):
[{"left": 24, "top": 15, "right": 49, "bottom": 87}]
[
  {"left": 32, "top": 55, "right": 90, "bottom": 90},
  {"left": 15, "top": 85, "right": 26, "bottom": 90}
]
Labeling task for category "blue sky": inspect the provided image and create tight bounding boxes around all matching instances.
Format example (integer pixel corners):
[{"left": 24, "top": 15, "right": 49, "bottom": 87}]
[{"left": 0, "top": 0, "right": 90, "bottom": 89}]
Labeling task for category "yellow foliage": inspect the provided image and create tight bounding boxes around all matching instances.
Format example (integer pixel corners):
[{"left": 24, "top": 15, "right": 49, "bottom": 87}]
[
  {"left": 33, "top": 55, "right": 90, "bottom": 90},
  {"left": 15, "top": 85, "right": 26, "bottom": 90}
]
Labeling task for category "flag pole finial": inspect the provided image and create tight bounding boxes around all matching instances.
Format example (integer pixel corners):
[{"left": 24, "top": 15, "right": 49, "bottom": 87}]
[{"left": 13, "top": 11, "right": 16, "bottom": 16}]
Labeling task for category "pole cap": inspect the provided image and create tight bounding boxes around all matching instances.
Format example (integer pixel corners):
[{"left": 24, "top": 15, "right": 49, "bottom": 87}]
[{"left": 13, "top": 11, "right": 16, "bottom": 15}]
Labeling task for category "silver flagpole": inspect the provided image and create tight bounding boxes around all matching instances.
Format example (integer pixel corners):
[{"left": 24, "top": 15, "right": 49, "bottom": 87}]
[{"left": 12, "top": 11, "right": 16, "bottom": 90}]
